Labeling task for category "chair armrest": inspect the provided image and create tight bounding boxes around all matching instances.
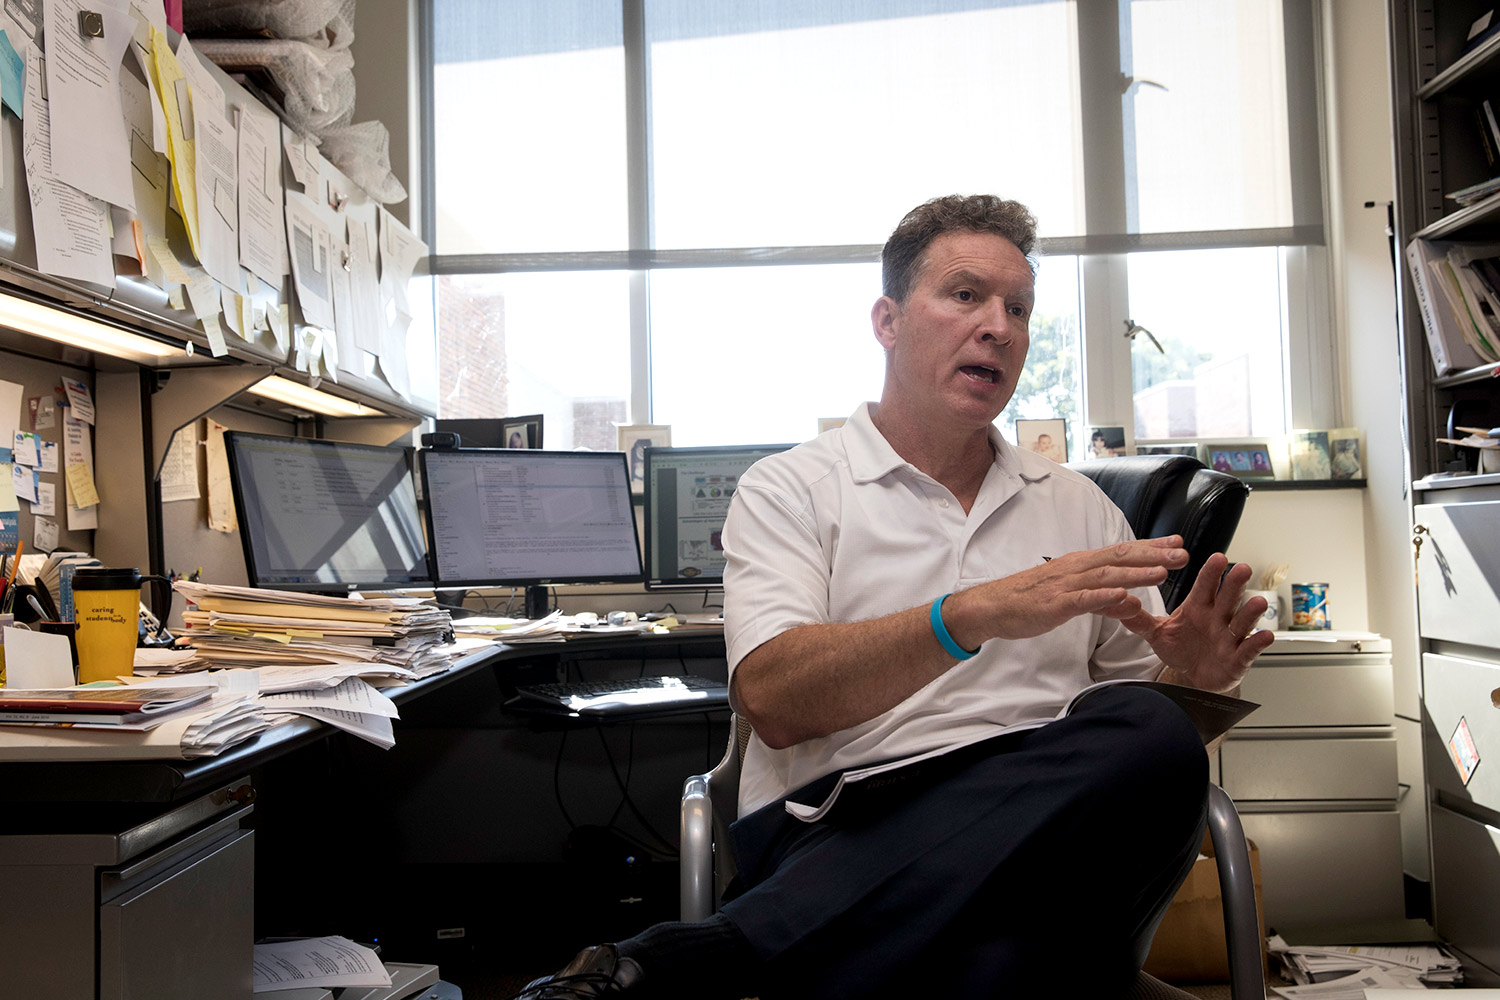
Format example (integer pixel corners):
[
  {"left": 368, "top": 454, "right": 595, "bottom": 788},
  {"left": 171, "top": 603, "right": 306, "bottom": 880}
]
[
  {"left": 1206, "top": 783, "right": 1265, "bottom": 1000},
  {"left": 681, "top": 773, "right": 715, "bottom": 921}
]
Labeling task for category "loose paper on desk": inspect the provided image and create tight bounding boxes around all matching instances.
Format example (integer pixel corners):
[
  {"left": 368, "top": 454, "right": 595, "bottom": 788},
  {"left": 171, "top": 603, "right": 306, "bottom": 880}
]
[
  {"left": 1271, "top": 969, "right": 1415, "bottom": 999},
  {"left": 159, "top": 420, "right": 199, "bottom": 502},
  {"left": 252, "top": 936, "right": 391, "bottom": 992},
  {"left": 2, "top": 626, "right": 77, "bottom": 687},
  {"left": 205, "top": 419, "right": 236, "bottom": 532},
  {"left": 22, "top": 49, "right": 114, "bottom": 288},
  {"left": 237, "top": 102, "right": 286, "bottom": 285},
  {"left": 44, "top": 0, "right": 135, "bottom": 212}
]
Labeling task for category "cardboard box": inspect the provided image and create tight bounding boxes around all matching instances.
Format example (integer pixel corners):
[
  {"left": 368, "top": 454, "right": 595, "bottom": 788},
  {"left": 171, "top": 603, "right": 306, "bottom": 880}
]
[{"left": 1142, "top": 833, "right": 1266, "bottom": 984}]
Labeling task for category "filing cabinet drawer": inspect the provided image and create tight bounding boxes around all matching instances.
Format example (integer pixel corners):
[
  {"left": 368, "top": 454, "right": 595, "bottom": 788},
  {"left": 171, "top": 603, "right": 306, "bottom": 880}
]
[
  {"left": 1238, "top": 660, "right": 1394, "bottom": 727},
  {"left": 1221, "top": 735, "right": 1397, "bottom": 802},
  {"left": 99, "top": 829, "right": 255, "bottom": 1000},
  {"left": 1423, "top": 653, "right": 1500, "bottom": 813},
  {"left": 1430, "top": 804, "right": 1500, "bottom": 974},
  {"left": 1238, "top": 808, "right": 1405, "bottom": 934},
  {"left": 1414, "top": 499, "right": 1500, "bottom": 647}
]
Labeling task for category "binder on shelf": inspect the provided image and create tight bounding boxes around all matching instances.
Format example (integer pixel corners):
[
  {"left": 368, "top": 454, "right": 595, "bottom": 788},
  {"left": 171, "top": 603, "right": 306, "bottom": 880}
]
[
  {"left": 1439, "top": 244, "right": 1500, "bottom": 361},
  {"left": 1406, "top": 238, "right": 1491, "bottom": 374}
]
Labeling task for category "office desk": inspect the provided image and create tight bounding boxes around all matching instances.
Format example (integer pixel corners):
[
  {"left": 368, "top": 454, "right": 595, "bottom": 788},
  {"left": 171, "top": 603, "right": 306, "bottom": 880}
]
[{"left": 0, "top": 628, "right": 727, "bottom": 1000}]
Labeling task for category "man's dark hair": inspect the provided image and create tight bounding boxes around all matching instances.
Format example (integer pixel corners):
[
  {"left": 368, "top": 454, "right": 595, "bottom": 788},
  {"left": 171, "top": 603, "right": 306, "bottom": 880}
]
[{"left": 881, "top": 195, "right": 1039, "bottom": 303}]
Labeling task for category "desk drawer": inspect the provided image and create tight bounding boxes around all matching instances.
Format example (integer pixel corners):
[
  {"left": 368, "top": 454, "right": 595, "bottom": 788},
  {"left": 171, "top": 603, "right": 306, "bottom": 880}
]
[
  {"left": 99, "top": 828, "right": 254, "bottom": 1000},
  {"left": 1238, "top": 808, "right": 1404, "bottom": 934},
  {"left": 1221, "top": 735, "right": 1397, "bottom": 802},
  {"left": 1430, "top": 804, "right": 1500, "bottom": 974},
  {"left": 1238, "top": 660, "right": 1393, "bottom": 727},
  {"left": 1414, "top": 500, "right": 1500, "bottom": 646},
  {"left": 1423, "top": 653, "right": 1500, "bottom": 813}
]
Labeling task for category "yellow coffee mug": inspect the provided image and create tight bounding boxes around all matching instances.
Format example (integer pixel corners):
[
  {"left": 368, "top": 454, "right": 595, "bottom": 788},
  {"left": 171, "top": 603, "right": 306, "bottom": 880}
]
[{"left": 71, "top": 568, "right": 168, "bottom": 684}]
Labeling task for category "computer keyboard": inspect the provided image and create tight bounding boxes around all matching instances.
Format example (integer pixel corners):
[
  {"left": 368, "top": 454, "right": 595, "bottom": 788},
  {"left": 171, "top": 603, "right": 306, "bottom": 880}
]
[{"left": 508, "top": 674, "right": 730, "bottom": 718}]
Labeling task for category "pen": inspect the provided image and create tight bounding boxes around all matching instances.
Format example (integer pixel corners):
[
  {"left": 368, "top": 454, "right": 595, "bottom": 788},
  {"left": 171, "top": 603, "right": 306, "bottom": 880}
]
[
  {"left": 26, "top": 593, "right": 46, "bottom": 620},
  {"left": 1, "top": 541, "right": 22, "bottom": 615}
]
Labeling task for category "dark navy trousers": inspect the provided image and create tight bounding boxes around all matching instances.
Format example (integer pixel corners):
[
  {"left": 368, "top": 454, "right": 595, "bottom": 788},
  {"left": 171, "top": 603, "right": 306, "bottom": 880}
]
[{"left": 718, "top": 685, "right": 1210, "bottom": 998}]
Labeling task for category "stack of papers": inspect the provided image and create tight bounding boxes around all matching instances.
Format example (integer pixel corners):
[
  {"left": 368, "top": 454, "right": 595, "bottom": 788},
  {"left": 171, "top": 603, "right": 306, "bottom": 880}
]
[
  {"left": 0, "top": 691, "right": 273, "bottom": 760},
  {"left": 0, "top": 685, "right": 216, "bottom": 729},
  {"left": 1269, "top": 937, "right": 1464, "bottom": 993},
  {"left": 174, "top": 581, "right": 455, "bottom": 676},
  {"left": 453, "top": 610, "right": 669, "bottom": 644}
]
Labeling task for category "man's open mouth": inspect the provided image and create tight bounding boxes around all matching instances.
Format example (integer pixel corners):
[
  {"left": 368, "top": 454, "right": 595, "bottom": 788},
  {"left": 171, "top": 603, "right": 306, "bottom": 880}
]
[{"left": 960, "top": 365, "right": 998, "bottom": 383}]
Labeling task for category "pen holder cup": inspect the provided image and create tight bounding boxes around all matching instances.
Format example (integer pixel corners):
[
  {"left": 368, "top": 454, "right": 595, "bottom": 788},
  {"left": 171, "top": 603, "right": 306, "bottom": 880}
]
[{"left": 71, "top": 569, "right": 168, "bottom": 684}]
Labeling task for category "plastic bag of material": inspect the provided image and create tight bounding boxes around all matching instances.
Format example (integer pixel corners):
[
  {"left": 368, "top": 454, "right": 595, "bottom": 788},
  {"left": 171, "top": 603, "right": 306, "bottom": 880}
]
[
  {"left": 182, "top": 0, "right": 353, "bottom": 42},
  {"left": 193, "top": 36, "right": 355, "bottom": 132},
  {"left": 317, "top": 121, "right": 408, "bottom": 204}
]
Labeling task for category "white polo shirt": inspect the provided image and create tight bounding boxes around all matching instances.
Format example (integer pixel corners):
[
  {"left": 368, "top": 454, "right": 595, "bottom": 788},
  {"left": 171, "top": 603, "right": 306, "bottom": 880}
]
[{"left": 722, "top": 403, "right": 1165, "bottom": 814}]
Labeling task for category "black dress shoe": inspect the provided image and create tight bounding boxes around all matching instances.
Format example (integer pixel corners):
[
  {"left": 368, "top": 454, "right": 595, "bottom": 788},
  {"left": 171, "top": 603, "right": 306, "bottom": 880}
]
[{"left": 510, "top": 944, "right": 646, "bottom": 999}]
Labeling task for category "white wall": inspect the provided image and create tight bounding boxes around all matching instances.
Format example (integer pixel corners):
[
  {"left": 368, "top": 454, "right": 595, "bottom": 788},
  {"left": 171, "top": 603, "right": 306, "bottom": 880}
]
[
  {"left": 349, "top": 0, "right": 420, "bottom": 230},
  {"left": 1228, "top": 489, "right": 1370, "bottom": 632}
]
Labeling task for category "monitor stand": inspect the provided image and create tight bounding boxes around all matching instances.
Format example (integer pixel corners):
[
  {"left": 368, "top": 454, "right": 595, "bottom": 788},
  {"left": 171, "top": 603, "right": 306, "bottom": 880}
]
[{"left": 524, "top": 584, "right": 551, "bottom": 621}]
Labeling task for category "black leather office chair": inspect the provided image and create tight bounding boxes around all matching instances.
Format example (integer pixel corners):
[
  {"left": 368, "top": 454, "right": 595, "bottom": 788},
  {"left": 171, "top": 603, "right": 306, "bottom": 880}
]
[{"left": 681, "top": 455, "right": 1263, "bottom": 999}]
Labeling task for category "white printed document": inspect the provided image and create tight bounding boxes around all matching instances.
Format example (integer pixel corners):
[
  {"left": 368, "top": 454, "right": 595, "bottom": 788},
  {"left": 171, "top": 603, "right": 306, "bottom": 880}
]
[{"left": 252, "top": 936, "right": 391, "bottom": 992}]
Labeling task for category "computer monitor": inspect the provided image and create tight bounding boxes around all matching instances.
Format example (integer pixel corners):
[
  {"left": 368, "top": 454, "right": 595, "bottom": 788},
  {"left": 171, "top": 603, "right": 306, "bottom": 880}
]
[
  {"left": 418, "top": 448, "right": 643, "bottom": 616},
  {"left": 224, "top": 431, "right": 430, "bottom": 593},
  {"left": 642, "top": 443, "right": 795, "bottom": 591}
]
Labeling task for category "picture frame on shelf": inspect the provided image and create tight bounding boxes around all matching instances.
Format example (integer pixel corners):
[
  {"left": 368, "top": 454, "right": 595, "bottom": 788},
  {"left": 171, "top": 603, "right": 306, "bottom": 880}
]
[
  {"left": 1328, "top": 427, "right": 1364, "bottom": 480},
  {"left": 1015, "top": 418, "right": 1067, "bottom": 463},
  {"left": 1290, "top": 430, "right": 1332, "bottom": 480},
  {"left": 1203, "top": 440, "right": 1279, "bottom": 480},
  {"left": 1086, "top": 425, "right": 1127, "bottom": 459},
  {"left": 501, "top": 414, "right": 544, "bottom": 449},
  {"left": 617, "top": 423, "right": 671, "bottom": 494}
]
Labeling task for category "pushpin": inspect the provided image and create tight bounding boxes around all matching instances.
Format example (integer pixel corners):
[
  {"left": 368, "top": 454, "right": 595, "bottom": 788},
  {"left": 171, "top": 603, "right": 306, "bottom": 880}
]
[{"left": 78, "top": 9, "right": 104, "bottom": 37}]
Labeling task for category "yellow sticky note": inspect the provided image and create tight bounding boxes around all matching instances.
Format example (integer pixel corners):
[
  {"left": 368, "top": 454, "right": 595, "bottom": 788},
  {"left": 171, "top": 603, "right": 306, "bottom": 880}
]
[
  {"left": 147, "top": 234, "right": 192, "bottom": 284},
  {"left": 65, "top": 461, "right": 100, "bottom": 508},
  {"left": 252, "top": 631, "right": 292, "bottom": 644},
  {"left": 287, "top": 628, "right": 324, "bottom": 638},
  {"left": 148, "top": 27, "right": 200, "bottom": 258}
]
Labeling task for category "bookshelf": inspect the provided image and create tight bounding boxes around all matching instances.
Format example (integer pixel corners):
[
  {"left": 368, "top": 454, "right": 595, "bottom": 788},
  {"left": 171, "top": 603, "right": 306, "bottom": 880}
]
[{"left": 1389, "top": 0, "right": 1500, "bottom": 976}]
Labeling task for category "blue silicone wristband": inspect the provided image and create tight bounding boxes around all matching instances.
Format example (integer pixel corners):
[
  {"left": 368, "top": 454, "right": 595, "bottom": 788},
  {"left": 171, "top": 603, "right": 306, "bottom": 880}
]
[{"left": 930, "top": 593, "right": 979, "bottom": 660}]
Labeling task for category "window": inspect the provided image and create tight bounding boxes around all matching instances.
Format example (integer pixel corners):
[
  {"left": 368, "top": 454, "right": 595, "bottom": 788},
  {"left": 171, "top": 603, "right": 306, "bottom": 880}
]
[{"left": 423, "top": 0, "right": 1326, "bottom": 458}]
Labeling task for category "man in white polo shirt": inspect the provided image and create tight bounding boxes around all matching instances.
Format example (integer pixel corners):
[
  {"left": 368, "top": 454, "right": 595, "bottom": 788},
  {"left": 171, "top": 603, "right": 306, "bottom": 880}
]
[{"left": 510, "top": 195, "right": 1273, "bottom": 1000}]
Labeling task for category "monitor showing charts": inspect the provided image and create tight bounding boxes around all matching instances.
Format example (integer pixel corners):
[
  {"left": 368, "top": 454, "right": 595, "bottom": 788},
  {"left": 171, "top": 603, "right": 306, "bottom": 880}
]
[
  {"left": 224, "top": 432, "right": 430, "bottom": 593},
  {"left": 418, "top": 448, "right": 643, "bottom": 588},
  {"left": 642, "top": 443, "right": 795, "bottom": 590}
]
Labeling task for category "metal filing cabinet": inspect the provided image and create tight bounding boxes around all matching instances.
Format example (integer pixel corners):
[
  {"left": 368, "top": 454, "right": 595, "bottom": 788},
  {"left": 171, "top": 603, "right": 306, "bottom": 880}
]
[
  {"left": 0, "top": 778, "right": 256, "bottom": 999},
  {"left": 1414, "top": 479, "right": 1500, "bottom": 974},
  {"left": 1222, "top": 633, "right": 1405, "bottom": 937}
]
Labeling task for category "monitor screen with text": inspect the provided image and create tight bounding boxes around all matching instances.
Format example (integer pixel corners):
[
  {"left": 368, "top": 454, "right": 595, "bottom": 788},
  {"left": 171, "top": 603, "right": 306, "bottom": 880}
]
[
  {"left": 225, "top": 432, "right": 429, "bottom": 593},
  {"left": 419, "top": 448, "right": 643, "bottom": 588},
  {"left": 643, "top": 443, "right": 795, "bottom": 590}
]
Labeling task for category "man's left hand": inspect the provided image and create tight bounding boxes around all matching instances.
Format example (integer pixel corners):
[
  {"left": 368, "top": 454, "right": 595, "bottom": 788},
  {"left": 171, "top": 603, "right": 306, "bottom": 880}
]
[{"left": 1117, "top": 552, "right": 1275, "bottom": 692}]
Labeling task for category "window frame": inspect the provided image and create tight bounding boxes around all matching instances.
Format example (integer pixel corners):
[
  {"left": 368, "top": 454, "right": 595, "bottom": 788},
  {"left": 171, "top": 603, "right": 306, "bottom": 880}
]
[{"left": 418, "top": 0, "right": 1336, "bottom": 439}]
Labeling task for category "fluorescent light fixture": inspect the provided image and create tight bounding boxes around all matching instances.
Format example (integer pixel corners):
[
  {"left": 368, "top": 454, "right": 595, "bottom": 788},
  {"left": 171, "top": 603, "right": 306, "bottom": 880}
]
[
  {"left": 247, "top": 376, "right": 384, "bottom": 417},
  {"left": 0, "top": 290, "right": 181, "bottom": 360}
]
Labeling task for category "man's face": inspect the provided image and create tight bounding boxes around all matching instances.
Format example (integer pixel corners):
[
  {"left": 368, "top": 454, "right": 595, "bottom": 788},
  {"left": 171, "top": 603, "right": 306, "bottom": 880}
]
[{"left": 874, "top": 231, "right": 1034, "bottom": 430}]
